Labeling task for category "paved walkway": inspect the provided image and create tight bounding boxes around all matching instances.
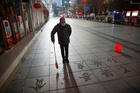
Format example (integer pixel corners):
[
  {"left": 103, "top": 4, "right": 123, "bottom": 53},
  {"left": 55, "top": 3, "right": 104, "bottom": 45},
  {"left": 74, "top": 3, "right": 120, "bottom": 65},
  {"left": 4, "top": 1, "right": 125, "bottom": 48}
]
[{"left": 6, "top": 18, "right": 140, "bottom": 93}]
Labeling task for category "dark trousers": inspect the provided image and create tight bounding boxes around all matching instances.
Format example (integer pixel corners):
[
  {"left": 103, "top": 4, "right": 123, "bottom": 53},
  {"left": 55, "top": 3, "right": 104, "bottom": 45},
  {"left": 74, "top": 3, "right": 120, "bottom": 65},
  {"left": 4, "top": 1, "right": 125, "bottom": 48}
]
[{"left": 60, "top": 44, "right": 69, "bottom": 60}]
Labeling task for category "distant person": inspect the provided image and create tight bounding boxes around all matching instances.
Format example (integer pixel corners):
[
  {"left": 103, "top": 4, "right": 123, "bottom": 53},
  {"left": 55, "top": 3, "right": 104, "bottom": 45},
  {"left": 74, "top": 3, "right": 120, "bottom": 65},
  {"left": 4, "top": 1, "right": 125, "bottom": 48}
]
[{"left": 51, "top": 17, "right": 72, "bottom": 63}]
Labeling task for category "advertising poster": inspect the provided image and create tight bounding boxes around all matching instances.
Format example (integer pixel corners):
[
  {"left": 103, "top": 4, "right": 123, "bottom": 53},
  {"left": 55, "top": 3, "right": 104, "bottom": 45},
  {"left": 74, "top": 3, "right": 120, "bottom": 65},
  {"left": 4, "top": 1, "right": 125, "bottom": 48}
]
[
  {"left": 3, "top": 20, "right": 14, "bottom": 46},
  {"left": 18, "top": 16, "right": 25, "bottom": 38},
  {"left": 13, "top": 16, "right": 20, "bottom": 41},
  {"left": 13, "top": 22, "right": 20, "bottom": 41},
  {"left": 22, "top": 3, "right": 30, "bottom": 35}
]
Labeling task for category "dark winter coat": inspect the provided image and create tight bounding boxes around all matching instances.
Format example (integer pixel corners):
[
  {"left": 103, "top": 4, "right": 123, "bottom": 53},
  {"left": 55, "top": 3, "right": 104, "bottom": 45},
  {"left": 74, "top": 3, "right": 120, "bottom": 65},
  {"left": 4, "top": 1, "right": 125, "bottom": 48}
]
[{"left": 51, "top": 23, "right": 72, "bottom": 45}]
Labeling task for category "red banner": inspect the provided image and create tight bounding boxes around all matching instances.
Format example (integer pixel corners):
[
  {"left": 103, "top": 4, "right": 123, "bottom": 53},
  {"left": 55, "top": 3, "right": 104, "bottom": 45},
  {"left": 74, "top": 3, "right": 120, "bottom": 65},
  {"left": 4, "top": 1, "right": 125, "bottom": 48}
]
[
  {"left": 86, "top": 0, "right": 87, "bottom": 6},
  {"left": 82, "top": 0, "right": 87, "bottom": 6},
  {"left": 82, "top": 0, "right": 84, "bottom": 5}
]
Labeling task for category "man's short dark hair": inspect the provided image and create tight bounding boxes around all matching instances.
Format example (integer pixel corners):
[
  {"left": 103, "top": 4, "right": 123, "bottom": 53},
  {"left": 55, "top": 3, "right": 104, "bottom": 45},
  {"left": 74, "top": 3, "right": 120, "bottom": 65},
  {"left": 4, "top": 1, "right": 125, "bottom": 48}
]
[{"left": 60, "top": 17, "right": 65, "bottom": 21}]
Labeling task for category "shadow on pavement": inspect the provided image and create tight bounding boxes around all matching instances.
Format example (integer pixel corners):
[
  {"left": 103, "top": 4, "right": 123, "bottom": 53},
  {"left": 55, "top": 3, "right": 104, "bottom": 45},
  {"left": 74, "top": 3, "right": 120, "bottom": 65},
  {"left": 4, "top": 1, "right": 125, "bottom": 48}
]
[{"left": 55, "top": 63, "right": 80, "bottom": 93}]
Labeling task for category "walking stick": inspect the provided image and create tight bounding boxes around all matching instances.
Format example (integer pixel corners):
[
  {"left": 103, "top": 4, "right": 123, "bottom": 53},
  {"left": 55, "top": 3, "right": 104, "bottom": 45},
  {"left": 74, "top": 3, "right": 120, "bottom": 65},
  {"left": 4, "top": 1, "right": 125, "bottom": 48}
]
[{"left": 53, "top": 43, "right": 58, "bottom": 69}]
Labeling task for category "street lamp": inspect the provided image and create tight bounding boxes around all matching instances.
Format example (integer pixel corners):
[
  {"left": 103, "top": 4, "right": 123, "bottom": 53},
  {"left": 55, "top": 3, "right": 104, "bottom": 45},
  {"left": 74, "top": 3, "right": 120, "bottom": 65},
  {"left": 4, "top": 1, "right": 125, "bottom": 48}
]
[
  {"left": 69, "top": 1, "right": 72, "bottom": 4},
  {"left": 64, "top": 1, "right": 71, "bottom": 6}
]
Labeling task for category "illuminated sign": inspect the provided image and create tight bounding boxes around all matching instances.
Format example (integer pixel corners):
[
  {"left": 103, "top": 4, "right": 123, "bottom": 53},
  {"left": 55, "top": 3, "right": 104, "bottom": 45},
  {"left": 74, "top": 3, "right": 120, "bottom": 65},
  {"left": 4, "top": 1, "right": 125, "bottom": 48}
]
[
  {"left": 126, "top": 11, "right": 131, "bottom": 16},
  {"left": 132, "top": 10, "right": 139, "bottom": 16},
  {"left": 78, "top": 12, "right": 83, "bottom": 15}
]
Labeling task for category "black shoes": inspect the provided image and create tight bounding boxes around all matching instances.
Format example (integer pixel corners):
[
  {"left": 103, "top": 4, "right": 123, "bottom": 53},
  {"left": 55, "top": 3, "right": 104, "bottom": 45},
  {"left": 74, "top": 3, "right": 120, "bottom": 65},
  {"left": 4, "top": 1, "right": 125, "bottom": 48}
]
[
  {"left": 62, "top": 57, "right": 69, "bottom": 63},
  {"left": 63, "top": 59, "right": 65, "bottom": 63},
  {"left": 65, "top": 58, "right": 69, "bottom": 63}
]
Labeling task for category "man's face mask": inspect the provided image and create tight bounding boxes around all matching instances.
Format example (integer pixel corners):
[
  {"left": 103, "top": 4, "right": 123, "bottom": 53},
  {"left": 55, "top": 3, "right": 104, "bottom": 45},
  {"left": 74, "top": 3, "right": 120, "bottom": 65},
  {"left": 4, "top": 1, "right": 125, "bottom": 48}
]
[{"left": 61, "top": 23, "right": 66, "bottom": 27}]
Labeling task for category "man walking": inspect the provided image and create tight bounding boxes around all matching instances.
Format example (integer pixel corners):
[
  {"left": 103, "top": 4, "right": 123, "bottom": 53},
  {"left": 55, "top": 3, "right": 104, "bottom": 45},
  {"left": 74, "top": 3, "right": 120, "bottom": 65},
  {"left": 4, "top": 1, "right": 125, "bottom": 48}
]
[{"left": 51, "top": 17, "right": 72, "bottom": 63}]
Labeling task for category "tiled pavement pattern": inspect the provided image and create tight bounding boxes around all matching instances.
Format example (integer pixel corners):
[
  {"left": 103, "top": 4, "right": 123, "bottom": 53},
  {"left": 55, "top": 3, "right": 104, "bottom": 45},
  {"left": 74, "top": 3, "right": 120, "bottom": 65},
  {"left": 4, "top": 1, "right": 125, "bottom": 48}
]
[{"left": 6, "top": 18, "right": 140, "bottom": 93}]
